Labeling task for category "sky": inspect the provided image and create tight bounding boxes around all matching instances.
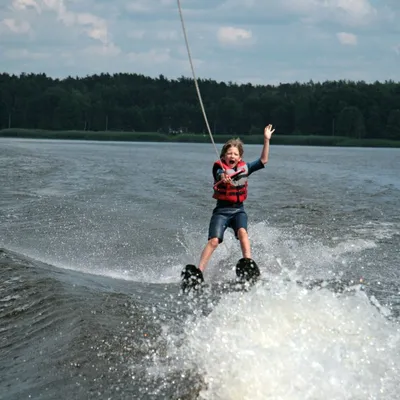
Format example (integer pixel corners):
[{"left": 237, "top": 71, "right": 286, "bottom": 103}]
[{"left": 0, "top": 0, "right": 399, "bottom": 85}]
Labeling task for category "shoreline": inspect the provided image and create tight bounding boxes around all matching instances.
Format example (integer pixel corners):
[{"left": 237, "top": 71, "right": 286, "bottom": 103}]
[{"left": 1, "top": 129, "right": 399, "bottom": 148}]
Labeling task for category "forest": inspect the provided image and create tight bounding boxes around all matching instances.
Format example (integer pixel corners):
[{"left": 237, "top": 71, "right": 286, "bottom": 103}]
[{"left": 0, "top": 72, "right": 399, "bottom": 141}]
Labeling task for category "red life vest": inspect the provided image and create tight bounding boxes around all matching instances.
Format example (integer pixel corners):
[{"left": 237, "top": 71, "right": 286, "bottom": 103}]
[{"left": 213, "top": 160, "right": 248, "bottom": 203}]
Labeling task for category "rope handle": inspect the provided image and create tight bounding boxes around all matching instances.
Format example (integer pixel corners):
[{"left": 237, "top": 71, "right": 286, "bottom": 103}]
[{"left": 213, "top": 168, "right": 245, "bottom": 190}]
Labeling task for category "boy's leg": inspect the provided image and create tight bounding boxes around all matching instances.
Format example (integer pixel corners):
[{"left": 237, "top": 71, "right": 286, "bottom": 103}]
[
  {"left": 237, "top": 228, "right": 251, "bottom": 259},
  {"left": 198, "top": 238, "right": 219, "bottom": 272},
  {"left": 231, "top": 210, "right": 251, "bottom": 258},
  {"left": 199, "top": 209, "right": 228, "bottom": 272}
]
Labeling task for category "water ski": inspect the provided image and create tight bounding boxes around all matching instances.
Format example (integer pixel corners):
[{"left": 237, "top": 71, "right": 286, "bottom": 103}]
[
  {"left": 181, "top": 264, "right": 204, "bottom": 292},
  {"left": 181, "top": 258, "right": 260, "bottom": 292},
  {"left": 235, "top": 257, "right": 260, "bottom": 284}
]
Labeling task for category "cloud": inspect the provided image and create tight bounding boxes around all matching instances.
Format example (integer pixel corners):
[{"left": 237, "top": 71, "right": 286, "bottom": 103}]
[
  {"left": 127, "top": 30, "right": 146, "bottom": 40},
  {"left": 10, "top": 0, "right": 111, "bottom": 45},
  {"left": 1, "top": 0, "right": 399, "bottom": 83},
  {"left": 125, "top": 1, "right": 150, "bottom": 13},
  {"left": 11, "top": 0, "right": 41, "bottom": 13},
  {"left": 0, "top": 18, "right": 31, "bottom": 33},
  {"left": 335, "top": 0, "right": 376, "bottom": 18},
  {"left": 75, "top": 13, "right": 108, "bottom": 43},
  {"left": 279, "top": 0, "right": 379, "bottom": 27},
  {"left": 83, "top": 43, "right": 121, "bottom": 58},
  {"left": 127, "top": 48, "right": 172, "bottom": 65},
  {"left": 336, "top": 32, "right": 358, "bottom": 46},
  {"left": 217, "top": 26, "right": 253, "bottom": 46},
  {"left": 5, "top": 48, "right": 49, "bottom": 59},
  {"left": 156, "top": 29, "right": 179, "bottom": 41},
  {"left": 126, "top": 0, "right": 176, "bottom": 14}
]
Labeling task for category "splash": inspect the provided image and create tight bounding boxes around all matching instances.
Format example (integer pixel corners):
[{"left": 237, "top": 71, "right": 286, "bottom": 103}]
[{"left": 177, "top": 280, "right": 400, "bottom": 399}]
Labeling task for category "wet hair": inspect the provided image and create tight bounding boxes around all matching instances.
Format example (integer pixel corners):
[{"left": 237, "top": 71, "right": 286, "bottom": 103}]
[{"left": 220, "top": 138, "right": 244, "bottom": 158}]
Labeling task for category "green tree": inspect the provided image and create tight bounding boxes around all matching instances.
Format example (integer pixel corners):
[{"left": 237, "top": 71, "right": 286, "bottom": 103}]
[
  {"left": 294, "top": 95, "right": 312, "bottom": 135},
  {"left": 337, "top": 106, "right": 366, "bottom": 139},
  {"left": 0, "top": 72, "right": 399, "bottom": 139},
  {"left": 216, "top": 97, "right": 242, "bottom": 134},
  {"left": 365, "top": 105, "right": 382, "bottom": 139},
  {"left": 386, "top": 109, "right": 400, "bottom": 140}
]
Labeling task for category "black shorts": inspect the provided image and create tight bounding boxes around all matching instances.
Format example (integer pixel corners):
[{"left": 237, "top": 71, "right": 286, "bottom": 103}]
[{"left": 208, "top": 206, "right": 248, "bottom": 243}]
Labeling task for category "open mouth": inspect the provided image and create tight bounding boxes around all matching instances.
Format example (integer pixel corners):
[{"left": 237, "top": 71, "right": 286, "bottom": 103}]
[{"left": 228, "top": 160, "right": 235, "bottom": 165}]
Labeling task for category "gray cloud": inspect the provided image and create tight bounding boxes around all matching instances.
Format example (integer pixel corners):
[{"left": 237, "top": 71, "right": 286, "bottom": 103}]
[{"left": 0, "top": 0, "right": 398, "bottom": 83}]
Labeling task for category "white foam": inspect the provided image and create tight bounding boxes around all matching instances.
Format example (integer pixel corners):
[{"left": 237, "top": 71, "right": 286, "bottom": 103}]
[
  {"left": 5, "top": 220, "right": 385, "bottom": 287},
  {"left": 86, "top": 221, "right": 380, "bottom": 283},
  {"left": 353, "top": 221, "right": 400, "bottom": 240},
  {"left": 176, "top": 280, "right": 400, "bottom": 399}
]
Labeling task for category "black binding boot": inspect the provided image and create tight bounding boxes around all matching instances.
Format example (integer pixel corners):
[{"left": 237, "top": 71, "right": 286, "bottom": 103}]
[
  {"left": 181, "top": 264, "right": 204, "bottom": 292},
  {"left": 236, "top": 258, "right": 260, "bottom": 283}
]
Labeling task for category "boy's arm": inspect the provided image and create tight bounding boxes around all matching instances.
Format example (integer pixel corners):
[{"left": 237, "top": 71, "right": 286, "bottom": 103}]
[
  {"left": 213, "top": 164, "right": 224, "bottom": 181},
  {"left": 260, "top": 124, "right": 275, "bottom": 164}
]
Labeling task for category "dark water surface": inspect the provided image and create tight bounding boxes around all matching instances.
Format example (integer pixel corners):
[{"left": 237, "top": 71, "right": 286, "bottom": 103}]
[{"left": 1, "top": 139, "right": 399, "bottom": 399}]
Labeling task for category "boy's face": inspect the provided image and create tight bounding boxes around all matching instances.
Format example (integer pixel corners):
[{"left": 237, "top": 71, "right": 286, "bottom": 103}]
[{"left": 222, "top": 146, "right": 241, "bottom": 168}]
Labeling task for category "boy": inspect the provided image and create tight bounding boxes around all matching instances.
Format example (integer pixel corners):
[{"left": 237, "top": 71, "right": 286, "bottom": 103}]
[{"left": 181, "top": 124, "right": 275, "bottom": 289}]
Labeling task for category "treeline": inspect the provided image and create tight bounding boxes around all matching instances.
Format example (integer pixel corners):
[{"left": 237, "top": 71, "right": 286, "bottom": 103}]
[{"left": 0, "top": 72, "right": 399, "bottom": 140}]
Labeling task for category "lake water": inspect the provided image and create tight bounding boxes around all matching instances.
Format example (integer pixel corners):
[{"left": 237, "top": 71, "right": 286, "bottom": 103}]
[{"left": 1, "top": 139, "right": 399, "bottom": 399}]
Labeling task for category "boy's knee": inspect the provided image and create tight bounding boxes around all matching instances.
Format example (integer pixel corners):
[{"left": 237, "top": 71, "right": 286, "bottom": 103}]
[
  {"left": 208, "top": 237, "right": 220, "bottom": 249},
  {"left": 237, "top": 228, "right": 248, "bottom": 239}
]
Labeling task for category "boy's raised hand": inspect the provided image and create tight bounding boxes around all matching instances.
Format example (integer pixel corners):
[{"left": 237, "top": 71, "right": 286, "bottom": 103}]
[{"left": 264, "top": 124, "right": 275, "bottom": 140}]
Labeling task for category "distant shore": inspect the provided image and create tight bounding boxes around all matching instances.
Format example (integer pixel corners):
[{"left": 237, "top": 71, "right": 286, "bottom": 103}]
[{"left": 1, "top": 128, "right": 399, "bottom": 148}]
